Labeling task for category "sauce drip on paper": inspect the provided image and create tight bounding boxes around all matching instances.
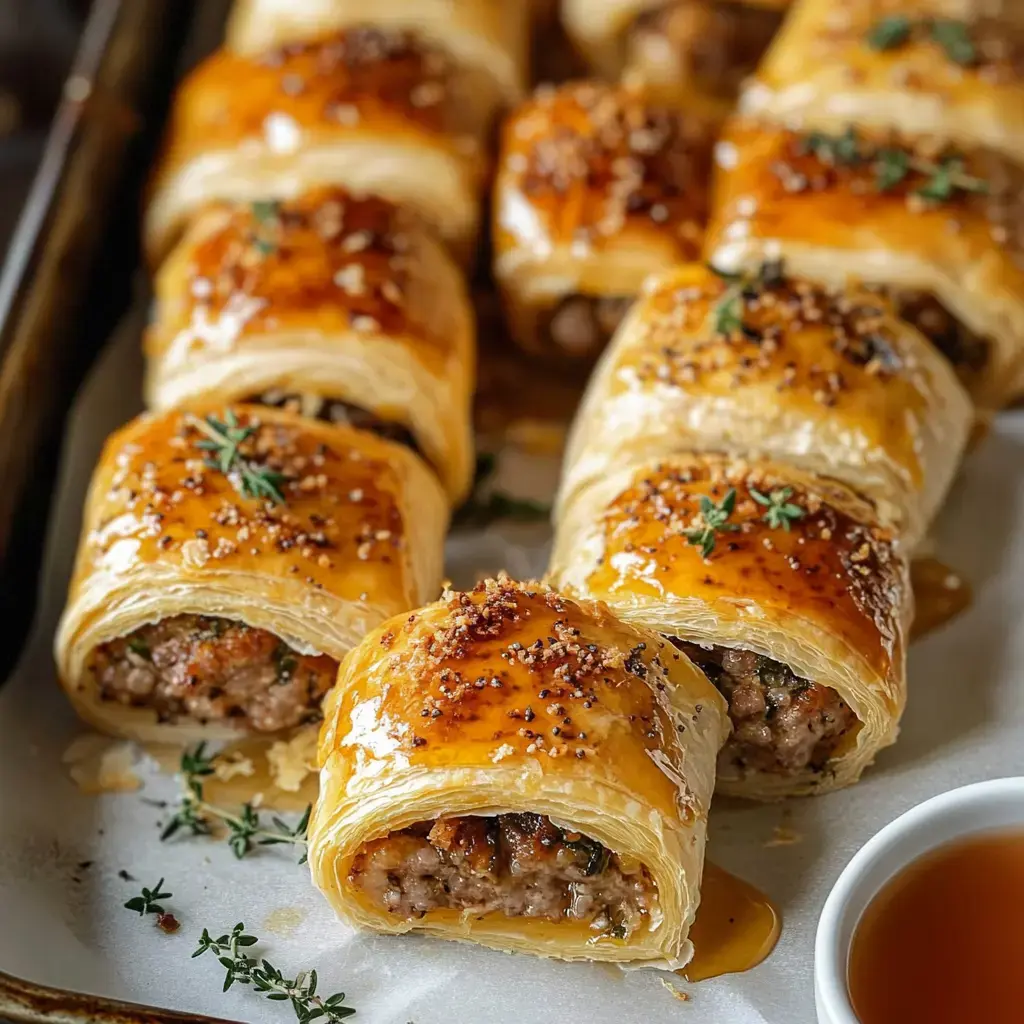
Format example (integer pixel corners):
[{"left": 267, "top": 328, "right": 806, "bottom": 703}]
[
  {"left": 682, "top": 862, "right": 780, "bottom": 982},
  {"left": 910, "top": 557, "right": 972, "bottom": 640},
  {"left": 849, "top": 831, "right": 1024, "bottom": 1024}
]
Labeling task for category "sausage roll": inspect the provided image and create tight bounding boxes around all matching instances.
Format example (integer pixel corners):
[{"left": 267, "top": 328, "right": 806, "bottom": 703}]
[
  {"left": 743, "top": 0, "right": 1024, "bottom": 163},
  {"left": 558, "top": 262, "right": 972, "bottom": 546},
  {"left": 54, "top": 405, "right": 446, "bottom": 743},
  {"left": 561, "top": 0, "right": 790, "bottom": 100},
  {"left": 706, "top": 117, "right": 1024, "bottom": 406},
  {"left": 493, "top": 81, "right": 712, "bottom": 361},
  {"left": 308, "top": 577, "right": 728, "bottom": 965},
  {"left": 225, "top": 0, "right": 528, "bottom": 110},
  {"left": 550, "top": 455, "right": 911, "bottom": 799},
  {"left": 144, "top": 27, "right": 492, "bottom": 264},
  {"left": 144, "top": 187, "right": 475, "bottom": 503}
]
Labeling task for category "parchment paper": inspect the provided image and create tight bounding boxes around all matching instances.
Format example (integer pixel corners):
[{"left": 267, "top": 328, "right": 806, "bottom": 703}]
[{"left": 2, "top": 307, "right": 1023, "bottom": 1024}]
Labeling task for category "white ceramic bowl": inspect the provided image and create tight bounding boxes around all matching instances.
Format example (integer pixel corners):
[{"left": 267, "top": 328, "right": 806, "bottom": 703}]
[{"left": 814, "top": 777, "right": 1024, "bottom": 1024}]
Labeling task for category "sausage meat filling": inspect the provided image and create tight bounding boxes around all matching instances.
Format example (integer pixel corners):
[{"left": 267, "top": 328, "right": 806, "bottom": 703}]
[
  {"left": 349, "top": 812, "right": 655, "bottom": 937},
  {"left": 91, "top": 614, "right": 336, "bottom": 732},
  {"left": 674, "top": 642, "right": 857, "bottom": 776},
  {"left": 889, "top": 290, "right": 990, "bottom": 380},
  {"left": 253, "top": 390, "right": 420, "bottom": 452},
  {"left": 631, "top": 1, "right": 784, "bottom": 99},
  {"left": 543, "top": 295, "right": 633, "bottom": 358}
]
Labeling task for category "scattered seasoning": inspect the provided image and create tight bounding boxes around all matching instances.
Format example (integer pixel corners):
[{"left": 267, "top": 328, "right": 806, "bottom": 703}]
[
  {"left": 684, "top": 488, "right": 739, "bottom": 559},
  {"left": 750, "top": 487, "right": 805, "bottom": 531},
  {"left": 190, "top": 411, "right": 287, "bottom": 505}
]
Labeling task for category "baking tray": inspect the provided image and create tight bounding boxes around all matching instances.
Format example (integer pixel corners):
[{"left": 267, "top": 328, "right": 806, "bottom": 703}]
[{"left": 3, "top": 4, "right": 1024, "bottom": 1023}]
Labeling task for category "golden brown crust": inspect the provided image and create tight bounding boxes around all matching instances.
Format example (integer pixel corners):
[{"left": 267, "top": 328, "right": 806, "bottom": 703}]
[
  {"left": 309, "top": 576, "right": 728, "bottom": 963},
  {"left": 557, "top": 262, "right": 972, "bottom": 545},
  {"left": 745, "top": 0, "right": 1024, "bottom": 162},
  {"left": 54, "top": 404, "right": 447, "bottom": 742},
  {"left": 550, "top": 454, "right": 911, "bottom": 798},
  {"left": 706, "top": 117, "right": 1024, "bottom": 406},
  {"left": 493, "top": 80, "right": 712, "bottom": 358},
  {"left": 144, "top": 29, "right": 491, "bottom": 263},
  {"left": 145, "top": 187, "right": 475, "bottom": 502}
]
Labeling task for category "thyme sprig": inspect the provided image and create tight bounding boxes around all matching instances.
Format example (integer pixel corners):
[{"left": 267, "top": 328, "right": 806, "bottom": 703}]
[
  {"left": 161, "top": 742, "right": 311, "bottom": 863},
  {"left": 190, "top": 410, "right": 288, "bottom": 505},
  {"left": 707, "top": 261, "right": 784, "bottom": 341},
  {"left": 750, "top": 487, "right": 805, "bottom": 531},
  {"left": 684, "top": 488, "right": 740, "bottom": 559},
  {"left": 124, "top": 878, "right": 172, "bottom": 917},
  {"left": 798, "top": 128, "right": 988, "bottom": 201},
  {"left": 193, "top": 923, "right": 356, "bottom": 1021},
  {"left": 866, "top": 15, "right": 976, "bottom": 66},
  {"left": 251, "top": 199, "right": 282, "bottom": 257}
]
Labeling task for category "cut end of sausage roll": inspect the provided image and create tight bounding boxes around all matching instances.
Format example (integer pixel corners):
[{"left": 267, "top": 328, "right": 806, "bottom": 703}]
[
  {"left": 225, "top": 0, "right": 529, "bottom": 108},
  {"left": 144, "top": 27, "right": 492, "bottom": 265},
  {"left": 550, "top": 455, "right": 911, "bottom": 799},
  {"left": 144, "top": 187, "right": 475, "bottom": 502},
  {"left": 309, "top": 576, "right": 728, "bottom": 964},
  {"left": 493, "top": 80, "right": 712, "bottom": 360},
  {"left": 706, "top": 117, "right": 1024, "bottom": 407},
  {"left": 556, "top": 261, "right": 972, "bottom": 547},
  {"left": 742, "top": 0, "right": 1024, "bottom": 164},
  {"left": 54, "top": 404, "right": 447, "bottom": 743}
]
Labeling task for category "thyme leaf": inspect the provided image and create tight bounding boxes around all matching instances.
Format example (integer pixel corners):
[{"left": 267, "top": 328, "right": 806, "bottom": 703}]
[
  {"left": 865, "top": 14, "right": 911, "bottom": 50},
  {"left": 930, "top": 19, "right": 976, "bottom": 66},
  {"left": 749, "top": 487, "right": 806, "bottom": 531},
  {"left": 124, "top": 878, "right": 172, "bottom": 917},
  {"left": 191, "top": 410, "right": 288, "bottom": 505},
  {"left": 684, "top": 488, "right": 740, "bottom": 559}
]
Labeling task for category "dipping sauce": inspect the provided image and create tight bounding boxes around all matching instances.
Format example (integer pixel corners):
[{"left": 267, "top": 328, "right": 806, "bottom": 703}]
[{"left": 848, "top": 831, "right": 1024, "bottom": 1024}]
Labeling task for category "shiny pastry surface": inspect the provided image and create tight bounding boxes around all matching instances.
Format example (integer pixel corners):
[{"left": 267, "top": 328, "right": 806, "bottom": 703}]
[
  {"left": 745, "top": 0, "right": 1024, "bottom": 161},
  {"left": 551, "top": 454, "right": 910, "bottom": 798},
  {"left": 145, "top": 187, "right": 475, "bottom": 501},
  {"left": 55, "top": 404, "right": 447, "bottom": 743},
  {"left": 557, "top": 261, "right": 971, "bottom": 545},
  {"left": 494, "top": 80, "right": 712, "bottom": 358},
  {"left": 707, "top": 117, "right": 1024, "bottom": 406},
  {"left": 309, "top": 576, "right": 728, "bottom": 963},
  {"left": 145, "top": 28, "right": 490, "bottom": 262}
]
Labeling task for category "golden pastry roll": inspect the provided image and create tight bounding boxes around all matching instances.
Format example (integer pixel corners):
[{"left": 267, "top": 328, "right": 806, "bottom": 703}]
[
  {"left": 144, "top": 28, "right": 491, "bottom": 265},
  {"left": 743, "top": 0, "right": 1024, "bottom": 163},
  {"left": 550, "top": 455, "right": 911, "bottom": 799},
  {"left": 308, "top": 577, "right": 728, "bottom": 966},
  {"left": 558, "top": 262, "right": 972, "bottom": 546},
  {"left": 493, "top": 81, "right": 712, "bottom": 361},
  {"left": 706, "top": 117, "right": 1024, "bottom": 407},
  {"left": 54, "top": 404, "right": 446, "bottom": 744},
  {"left": 225, "top": 0, "right": 529, "bottom": 108},
  {"left": 144, "top": 187, "right": 475, "bottom": 504},
  {"left": 561, "top": 0, "right": 790, "bottom": 86}
]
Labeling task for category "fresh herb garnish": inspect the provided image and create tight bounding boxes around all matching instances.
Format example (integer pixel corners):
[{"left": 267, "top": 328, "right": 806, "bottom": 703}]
[
  {"left": 707, "top": 262, "right": 785, "bottom": 341},
  {"left": 191, "top": 411, "right": 287, "bottom": 505},
  {"left": 865, "top": 14, "right": 911, "bottom": 51},
  {"left": 914, "top": 155, "right": 988, "bottom": 201},
  {"left": 873, "top": 147, "right": 909, "bottom": 192},
  {"left": 799, "top": 126, "right": 863, "bottom": 167},
  {"left": 684, "top": 488, "right": 740, "bottom": 559},
  {"left": 193, "top": 923, "right": 356, "bottom": 1021},
  {"left": 929, "top": 19, "right": 976, "bottom": 65},
  {"left": 250, "top": 199, "right": 282, "bottom": 257},
  {"left": 750, "top": 487, "right": 805, "bottom": 531},
  {"left": 124, "top": 878, "right": 172, "bottom": 917},
  {"left": 454, "top": 452, "right": 551, "bottom": 528},
  {"left": 161, "top": 743, "right": 311, "bottom": 862},
  {"left": 127, "top": 637, "right": 151, "bottom": 661}
]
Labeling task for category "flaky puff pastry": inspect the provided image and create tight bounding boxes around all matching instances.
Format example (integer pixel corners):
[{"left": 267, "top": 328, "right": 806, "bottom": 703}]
[
  {"left": 55, "top": 405, "right": 447, "bottom": 744},
  {"left": 550, "top": 455, "right": 911, "bottom": 799},
  {"left": 144, "top": 28, "right": 491, "bottom": 264},
  {"left": 493, "top": 81, "right": 712, "bottom": 360},
  {"left": 226, "top": 0, "right": 528, "bottom": 107},
  {"left": 743, "top": 0, "right": 1024, "bottom": 162},
  {"left": 309, "top": 577, "right": 728, "bottom": 966},
  {"left": 561, "top": 0, "right": 790, "bottom": 80},
  {"left": 706, "top": 117, "right": 1024, "bottom": 407},
  {"left": 145, "top": 187, "right": 475, "bottom": 503},
  {"left": 557, "top": 263, "right": 971, "bottom": 547}
]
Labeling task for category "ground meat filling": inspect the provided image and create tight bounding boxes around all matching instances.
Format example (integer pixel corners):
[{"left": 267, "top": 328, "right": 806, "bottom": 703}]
[
  {"left": 349, "top": 812, "right": 655, "bottom": 937},
  {"left": 632, "top": 1, "right": 783, "bottom": 99},
  {"left": 253, "top": 390, "right": 420, "bottom": 453},
  {"left": 675, "top": 642, "right": 857, "bottom": 776},
  {"left": 544, "top": 295, "right": 633, "bottom": 358},
  {"left": 91, "top": 614, "right": 336, "bottom": 732},
  {"left": 890, "top": 290, "right": 990, "bottom": 379}
]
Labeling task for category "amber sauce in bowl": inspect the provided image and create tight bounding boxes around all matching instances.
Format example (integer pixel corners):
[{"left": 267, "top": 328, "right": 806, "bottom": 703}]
[{"left": 848, "top": 832, "right": 1024, "bottom": 1024}]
